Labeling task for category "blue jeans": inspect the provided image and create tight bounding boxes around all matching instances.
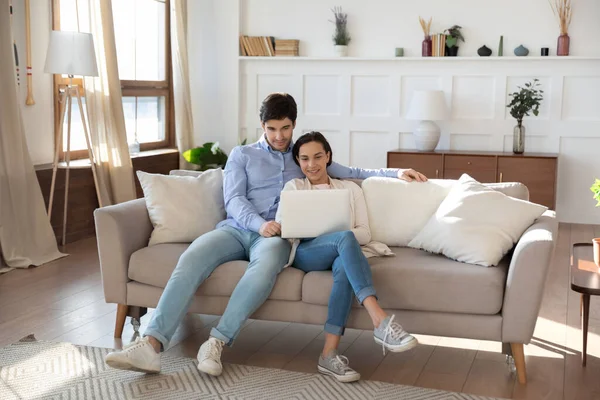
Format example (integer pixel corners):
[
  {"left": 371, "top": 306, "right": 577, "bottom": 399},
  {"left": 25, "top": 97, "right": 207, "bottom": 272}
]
[
  {"left": 292, "top": 231, "right": 376, "bottom": 336},
  {"left": 144, "top": 225, "right": 291, "bottom": 349}
]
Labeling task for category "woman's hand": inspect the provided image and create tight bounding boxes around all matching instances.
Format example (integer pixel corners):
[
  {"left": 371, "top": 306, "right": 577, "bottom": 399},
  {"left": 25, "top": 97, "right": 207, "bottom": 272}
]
[{"left": 398, "top": 169, "right": 428, "bottom": 182}]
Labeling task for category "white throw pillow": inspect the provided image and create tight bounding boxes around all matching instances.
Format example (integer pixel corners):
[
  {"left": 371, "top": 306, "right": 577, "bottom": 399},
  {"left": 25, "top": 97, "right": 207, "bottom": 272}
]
[
  {"left": 136, "top": 169, "right": 226, "bottom": 246},
  {"left": 407, "top": 174, "right": 548, "bottom": 267},
  {"left": 361, "top": 177, "right": 455, "bottom": 246}
]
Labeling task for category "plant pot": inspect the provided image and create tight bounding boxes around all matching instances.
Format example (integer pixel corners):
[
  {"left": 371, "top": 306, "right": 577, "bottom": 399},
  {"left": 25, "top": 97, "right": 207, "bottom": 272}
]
[
  {"left": 557, "top": 34, "right": 570, "bottom": 56},
  {"left": 446, "top": 46, "right": 459, "bottom": 56},
  {"left": 422, "top": 37, "right": 432, "bottom": 57},
  {"left": 513, "top": 123, "right": 525, "bottom": 154},
  {"left": 593, "top": 238, "right": 600, "bottom": 267},
  {"left": 334, "top": 45, "right": 348, "bottom": 57}
]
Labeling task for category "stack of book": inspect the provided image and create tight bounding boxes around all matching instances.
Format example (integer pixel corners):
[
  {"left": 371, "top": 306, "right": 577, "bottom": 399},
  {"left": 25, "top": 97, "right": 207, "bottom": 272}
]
[
  {"left": 431, "top": 33, "right": 446, "bottom": 57},
  {"left": 240, "top": 36, "right": 276, "bottom": 56},
  {"left": 274, "top": 40, "right": 299, "bottom": 56}
]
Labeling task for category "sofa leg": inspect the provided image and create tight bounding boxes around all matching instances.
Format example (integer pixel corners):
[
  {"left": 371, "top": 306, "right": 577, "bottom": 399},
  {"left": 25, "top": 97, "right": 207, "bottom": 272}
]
[
  {"left": 115, "top": 304, "right": 128, "bottom": 338},
  {"left": 511, "top": 343, "right": 527, "bottom": 384}
]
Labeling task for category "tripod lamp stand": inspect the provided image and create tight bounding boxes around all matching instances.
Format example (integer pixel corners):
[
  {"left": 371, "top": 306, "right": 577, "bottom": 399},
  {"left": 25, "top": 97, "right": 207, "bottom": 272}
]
[{"left": 44, "top": 31, "right": 103, "bottom": 246}]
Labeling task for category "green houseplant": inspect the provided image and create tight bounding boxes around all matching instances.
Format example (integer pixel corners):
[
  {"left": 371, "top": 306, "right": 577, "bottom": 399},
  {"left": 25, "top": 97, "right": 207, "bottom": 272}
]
[
  {"left": 444, "top": 25, "right": 464, "bottom": 56},
  {"left": 593, "top": 178, "right": 600, "bottom": 266},
  {"left": 506, "top": 78, "right": 544, "bottom": 154},
  {"left": 330, "top": 6, "right": 350, "bottom": 56},
  {"left": 182, "top": 142, "right": 228, "bottom": 171}
]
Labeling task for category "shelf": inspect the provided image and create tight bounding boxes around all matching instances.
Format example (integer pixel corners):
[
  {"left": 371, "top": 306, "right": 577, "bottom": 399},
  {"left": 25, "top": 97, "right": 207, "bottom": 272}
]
[{"left": 239, "top": 56, "right": 600, "bottom": 61}]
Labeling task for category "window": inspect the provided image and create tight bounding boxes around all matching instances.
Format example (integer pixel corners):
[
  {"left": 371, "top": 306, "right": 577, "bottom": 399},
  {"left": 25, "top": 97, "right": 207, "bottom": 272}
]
[{"left": 52, "top": 0, "right": 173, "bottom": 160}]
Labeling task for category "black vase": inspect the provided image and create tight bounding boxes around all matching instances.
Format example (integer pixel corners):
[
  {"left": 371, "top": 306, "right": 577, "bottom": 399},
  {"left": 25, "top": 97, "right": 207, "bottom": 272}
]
[
  {"left": 446, "top": 46, "right": 459, "bottom": 56},
  {"left": 477, "top": 45, "right": 492, "bottom": 57}
]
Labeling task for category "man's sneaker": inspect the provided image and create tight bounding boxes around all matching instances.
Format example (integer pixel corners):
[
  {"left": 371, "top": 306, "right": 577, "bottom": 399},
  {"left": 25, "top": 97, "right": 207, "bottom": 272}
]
[
  {"left": 317, "top": 350, "right": 361, "bottom": 383},
  {"left": 105, "top": 336, "right": 161, "bottom": 373},
  {"left": 374, "top": 315, "right": 418, "bottom": 355},
  {"left": 197, "top": 337, "right": 224, "bottom": 376}
]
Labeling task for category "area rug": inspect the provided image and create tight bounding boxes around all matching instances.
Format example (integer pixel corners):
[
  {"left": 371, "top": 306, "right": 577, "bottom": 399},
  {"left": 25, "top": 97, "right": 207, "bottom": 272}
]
[{"left": 0, "top": 335, "right": 503, "bottom": 400}]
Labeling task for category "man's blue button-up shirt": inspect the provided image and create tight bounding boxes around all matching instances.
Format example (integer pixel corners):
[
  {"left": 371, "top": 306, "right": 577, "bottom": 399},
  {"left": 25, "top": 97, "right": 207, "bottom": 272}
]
[{"left": 216, "top": 135, "right": 400, "bottom": 233}]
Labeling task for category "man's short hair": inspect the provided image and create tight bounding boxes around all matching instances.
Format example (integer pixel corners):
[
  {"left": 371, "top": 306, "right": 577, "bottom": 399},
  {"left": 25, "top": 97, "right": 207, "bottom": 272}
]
[{"left": 259, "top": 93, "right": 297, "bottom": 123}]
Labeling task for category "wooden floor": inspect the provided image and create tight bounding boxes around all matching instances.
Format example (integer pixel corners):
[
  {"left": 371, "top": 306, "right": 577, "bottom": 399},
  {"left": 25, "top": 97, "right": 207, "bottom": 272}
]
[{"left": 1, "top": 223, "right": 600, "bottom": 399}]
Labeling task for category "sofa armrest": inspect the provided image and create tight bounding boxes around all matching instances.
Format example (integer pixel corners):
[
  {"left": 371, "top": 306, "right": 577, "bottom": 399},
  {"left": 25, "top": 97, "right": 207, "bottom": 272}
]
[
  {"left": 501, "top": 210, "right": 558, "bottom": 343},
  {"left": 93, "top": 198, "right": 153, "bottom": 304}
]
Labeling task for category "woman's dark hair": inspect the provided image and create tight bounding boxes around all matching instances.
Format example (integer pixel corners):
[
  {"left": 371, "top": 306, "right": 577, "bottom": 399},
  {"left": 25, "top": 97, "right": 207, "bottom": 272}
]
[
  {"left": 259, "top": 93, "right": 298, "bottom": 123},
  {"left": 292, "top": 131, "right": 333, "bottom": 167}
]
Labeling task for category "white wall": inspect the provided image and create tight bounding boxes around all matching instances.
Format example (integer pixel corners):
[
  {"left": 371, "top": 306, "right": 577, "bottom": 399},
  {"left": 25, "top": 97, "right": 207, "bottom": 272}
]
[
  {"left": 241, "top": 0, "right": 600, "bottom": 58},
  {"left": 12, "top": 0, "right": 55, "bottom": 166}
]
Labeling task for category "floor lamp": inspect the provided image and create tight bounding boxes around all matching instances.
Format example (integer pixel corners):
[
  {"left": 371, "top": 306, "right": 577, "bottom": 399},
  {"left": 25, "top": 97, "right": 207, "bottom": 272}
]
[{"left": 44, "top": 31, "right": 103, "bottom": 246}]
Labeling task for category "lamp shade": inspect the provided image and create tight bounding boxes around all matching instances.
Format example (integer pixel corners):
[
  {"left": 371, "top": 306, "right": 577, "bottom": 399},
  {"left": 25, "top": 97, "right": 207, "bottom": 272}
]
[
  {"left": 406, "top": 90, "right": 448, "bottom": 120},
  {"left": 44, "top": 31, "right": 98, "bottom": 77}
]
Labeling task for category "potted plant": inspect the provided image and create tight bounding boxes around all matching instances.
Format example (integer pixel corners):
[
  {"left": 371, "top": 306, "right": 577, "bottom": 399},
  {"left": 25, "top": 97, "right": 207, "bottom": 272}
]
[
  {"left": 549, "top": 0, "right": 572, "bottom": 56},
  {"left": 330, "top": 6, "right": 350, "bottom": 56},
  {"left": 592, "top": 178, "right": 600, "bottom": 266},
  {"left": 506, "top": 78, "right": 544, "bottom": 154},
  {"left": 444, "top": 25, "right": 464, "bottom": 56},
  {"left": 182, "top": 142, "right": 228, "bottom": 171}
]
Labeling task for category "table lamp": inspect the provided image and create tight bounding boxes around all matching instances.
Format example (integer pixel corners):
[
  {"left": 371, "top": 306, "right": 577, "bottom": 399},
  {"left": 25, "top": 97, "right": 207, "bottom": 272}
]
[
  {"left": 406, "top": 90, "right": 448, "bottom": 152},
  {"left": 44, "top": 30, "right": 102, "bottom": 245}
]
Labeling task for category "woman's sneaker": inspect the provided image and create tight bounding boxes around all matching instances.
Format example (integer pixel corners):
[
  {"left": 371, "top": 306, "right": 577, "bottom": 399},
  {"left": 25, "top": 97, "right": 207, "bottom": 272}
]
[
  {"left": 317, "top": 350, "right": 360, "bottom": 383},
  {"left": 197, "top": 337, "right": 225, "bottom": 376},
  {"left": 105, "top": 336, "right": 161, "bottom": 373},
  {"left": 374, "top": 315, "right": 418, "bottom": 355}
]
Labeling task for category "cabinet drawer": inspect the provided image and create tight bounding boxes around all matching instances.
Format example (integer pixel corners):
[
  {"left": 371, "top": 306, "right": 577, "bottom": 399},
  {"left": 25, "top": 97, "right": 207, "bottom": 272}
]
[
  {"left": 388, "top": 153, "right": 443, "bottom": 179},
  {"left": 444, "top": 155, "right": 496, "bottom": 171},
  {"left": 444, "top": 169, "right": 497, "bottom": 183},
  {"left": 498, "top": 157, "right": 557, "bottom": 209}
]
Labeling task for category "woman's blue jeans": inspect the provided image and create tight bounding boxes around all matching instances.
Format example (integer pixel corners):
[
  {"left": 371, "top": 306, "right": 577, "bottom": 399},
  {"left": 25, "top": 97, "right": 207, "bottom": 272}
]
[{"left": 292, "top": 230, "right": 376, "bottom": 336}]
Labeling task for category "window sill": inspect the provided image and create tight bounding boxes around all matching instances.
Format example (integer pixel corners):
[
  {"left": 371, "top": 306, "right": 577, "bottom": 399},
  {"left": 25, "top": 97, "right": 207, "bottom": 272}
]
[{"left": 35, "top": 148, "right": 179, "bottom": 171}]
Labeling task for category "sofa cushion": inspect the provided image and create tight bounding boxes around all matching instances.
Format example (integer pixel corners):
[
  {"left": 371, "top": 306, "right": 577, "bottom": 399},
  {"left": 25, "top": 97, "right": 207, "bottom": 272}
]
[
  {"left": 301, "top": 247, "right": 509, "bottom": 315},
  {"left": 361, "top": 177, "right": 531, "bottom": 248},
  {"left": 408, "top": 174, "right": 547, "bottom": 267},
  {"left": 128, "top": 243, "right": 304, "bottom": 301}
]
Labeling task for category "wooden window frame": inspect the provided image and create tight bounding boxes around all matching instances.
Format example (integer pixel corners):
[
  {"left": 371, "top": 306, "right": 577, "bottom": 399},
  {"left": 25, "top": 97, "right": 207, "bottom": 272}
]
[{"left": 51, "top": 0, "right": 175, "bottom": 161}]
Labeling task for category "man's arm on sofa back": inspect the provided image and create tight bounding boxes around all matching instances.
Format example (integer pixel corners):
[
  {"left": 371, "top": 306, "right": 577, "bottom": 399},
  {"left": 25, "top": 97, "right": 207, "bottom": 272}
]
[
  {"left": 94, "top": 198, "right": 153, "bottom": 304},
  {"left": 501, "top": 210, "right": 558, "bottom": 343}
]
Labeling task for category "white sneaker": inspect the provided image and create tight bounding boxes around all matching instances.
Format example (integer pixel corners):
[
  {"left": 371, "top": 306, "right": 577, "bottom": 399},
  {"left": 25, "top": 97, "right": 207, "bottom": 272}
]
[
  {"left": 197, "top": 337, "right": 225, "bottom": 376},
  {"left": 105, "top": 336, "right": 161, "bottom": 373}
]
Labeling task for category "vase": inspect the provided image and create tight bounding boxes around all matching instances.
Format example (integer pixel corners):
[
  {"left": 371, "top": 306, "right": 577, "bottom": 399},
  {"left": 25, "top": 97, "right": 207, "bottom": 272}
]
[
  {"left": 477, "top": 45, "right": 492, "bottom": 56},
  {"left": 422, "top": 37, "right": 432, "bottom": 57},
  {"left": 513, "top": 124, "right": 525, "bottom": 154},
  {"left": 334, "top": 45, "right": 348, "bottom": 57},
  {"left": 593, "top": 238, "right": 600, "bottom": 267},
  {"left": 514, "top": 45, "right": 529, "bottom": 56},
  {"left": 557, "top": 34, "right": 570, "bottom": 56}
]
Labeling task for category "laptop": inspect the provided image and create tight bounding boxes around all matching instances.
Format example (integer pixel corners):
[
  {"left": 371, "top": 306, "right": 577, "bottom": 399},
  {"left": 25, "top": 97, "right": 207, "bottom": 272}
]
[{"left": 279, "top": 189, "right": 353, "bottom": 239}]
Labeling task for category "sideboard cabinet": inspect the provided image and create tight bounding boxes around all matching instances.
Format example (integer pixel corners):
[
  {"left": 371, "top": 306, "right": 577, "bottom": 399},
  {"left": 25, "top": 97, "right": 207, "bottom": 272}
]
[{"left": 387, "top": 150, "right": 558, "bottom": 210}]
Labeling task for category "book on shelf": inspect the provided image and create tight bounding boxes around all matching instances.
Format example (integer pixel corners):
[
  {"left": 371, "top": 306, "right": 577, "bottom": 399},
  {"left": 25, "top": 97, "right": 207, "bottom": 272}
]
[
  {"left": 432, "top": 33, "right": 445, "bottom": 57},
  {"left": 239, "top": 36, "right": 299, "bottom": 57}
]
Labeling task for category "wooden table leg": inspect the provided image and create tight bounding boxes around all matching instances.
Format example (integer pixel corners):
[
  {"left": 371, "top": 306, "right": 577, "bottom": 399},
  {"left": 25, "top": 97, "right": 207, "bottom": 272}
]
[{"left": 582, "top": 294, "right": 590, "bottom": 367}]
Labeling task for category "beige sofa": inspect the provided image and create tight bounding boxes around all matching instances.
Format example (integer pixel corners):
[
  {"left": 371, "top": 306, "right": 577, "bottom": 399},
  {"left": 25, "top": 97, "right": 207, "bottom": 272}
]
[{"left": 94, "top": 173, "right": 557, "bottom": 384}]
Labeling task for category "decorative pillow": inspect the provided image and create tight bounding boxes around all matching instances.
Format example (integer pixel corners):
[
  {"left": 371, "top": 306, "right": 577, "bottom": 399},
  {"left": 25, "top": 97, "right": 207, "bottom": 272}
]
[
  {"left": 407, "top": 174, "right": 548, "bottom": 267},
  {"left": 136, "top": 169, "right": 226, "bottom": 246},
  {"left": 361, "top": 177, "right": 455, "bottom": 246}
]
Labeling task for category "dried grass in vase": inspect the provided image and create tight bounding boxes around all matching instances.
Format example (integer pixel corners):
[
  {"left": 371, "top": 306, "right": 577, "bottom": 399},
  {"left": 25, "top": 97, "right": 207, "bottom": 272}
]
[
  {"left": 549, "top": 0, "right": 573, "bottom": 35},
  {"left": 419, "top": 16, "right": 432, "bottom": 39}
]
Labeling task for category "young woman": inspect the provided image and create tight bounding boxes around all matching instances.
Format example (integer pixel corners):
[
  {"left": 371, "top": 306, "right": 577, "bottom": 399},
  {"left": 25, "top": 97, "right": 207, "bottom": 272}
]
[{"left": 276, "top": 131, "right": 418, "bottom": 383}]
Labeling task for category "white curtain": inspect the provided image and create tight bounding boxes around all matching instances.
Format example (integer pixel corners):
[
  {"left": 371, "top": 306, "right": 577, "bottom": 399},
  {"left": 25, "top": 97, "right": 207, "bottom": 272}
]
[
  {"left": 78, "top": 0, "right": 136, "bottom": 206},
  {"left": 170, "top": 0, "right": 195, "bottom": 169},
  {"left": 0, "top": 0, "right": 66, "bottom": 269}
]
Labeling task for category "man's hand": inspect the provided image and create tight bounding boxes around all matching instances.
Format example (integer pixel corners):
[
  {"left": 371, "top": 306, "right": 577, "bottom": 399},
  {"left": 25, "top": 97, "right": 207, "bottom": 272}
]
[
  {"left": 398, "top": 169, "right": 428, "bottom": 182},
  {"left": 259, "top": 221, "right": 281, "bottom": 238}
]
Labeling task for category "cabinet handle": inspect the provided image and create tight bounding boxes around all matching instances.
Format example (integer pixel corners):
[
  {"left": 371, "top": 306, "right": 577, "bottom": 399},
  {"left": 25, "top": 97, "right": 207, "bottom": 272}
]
[
  {"left": 435, "top": 169, "right": 439, "bottom": 178},
  {"left": 499, "top": 172, "right": 503, "bottom": 182},
  {"left": 467, "top": 161, "right": 472, "bottom": 165}
]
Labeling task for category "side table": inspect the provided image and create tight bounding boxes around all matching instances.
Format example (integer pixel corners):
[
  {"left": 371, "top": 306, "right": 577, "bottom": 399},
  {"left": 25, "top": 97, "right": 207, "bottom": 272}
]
[{"left": 570, "top": 243, "right": 600, "bottom": 366}]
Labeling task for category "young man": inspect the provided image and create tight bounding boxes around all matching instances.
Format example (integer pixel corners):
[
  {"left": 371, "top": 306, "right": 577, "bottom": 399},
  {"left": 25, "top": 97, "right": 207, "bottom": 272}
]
[{"left": 104, "top": 93, "right": 427, "bottom": 376}]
